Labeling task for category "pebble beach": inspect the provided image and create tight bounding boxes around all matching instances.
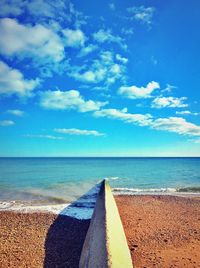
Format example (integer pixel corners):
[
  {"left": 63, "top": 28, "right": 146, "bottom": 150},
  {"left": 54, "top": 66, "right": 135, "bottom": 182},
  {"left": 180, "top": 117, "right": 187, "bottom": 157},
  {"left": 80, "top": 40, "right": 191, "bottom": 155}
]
[{"left": 1, "top": 195, "right": 200, "bottom": 267}]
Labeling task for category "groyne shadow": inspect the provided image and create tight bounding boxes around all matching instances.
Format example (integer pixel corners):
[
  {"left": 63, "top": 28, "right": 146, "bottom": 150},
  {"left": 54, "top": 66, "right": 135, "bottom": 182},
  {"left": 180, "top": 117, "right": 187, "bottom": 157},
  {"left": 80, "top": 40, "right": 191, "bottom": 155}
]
[
  {"left": 44, "top": 183, "right": 100, "bottom": 268},
  {"left": 44, "top": 215, "right": 90, "bottom": 268}
]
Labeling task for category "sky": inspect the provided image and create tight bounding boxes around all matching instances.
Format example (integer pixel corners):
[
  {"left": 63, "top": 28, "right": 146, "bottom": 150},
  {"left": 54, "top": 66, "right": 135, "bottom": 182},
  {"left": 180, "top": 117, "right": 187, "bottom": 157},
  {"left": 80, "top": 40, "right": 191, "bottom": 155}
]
[{"left": 0, "top": 0, "right": 200, "bottom": 157}]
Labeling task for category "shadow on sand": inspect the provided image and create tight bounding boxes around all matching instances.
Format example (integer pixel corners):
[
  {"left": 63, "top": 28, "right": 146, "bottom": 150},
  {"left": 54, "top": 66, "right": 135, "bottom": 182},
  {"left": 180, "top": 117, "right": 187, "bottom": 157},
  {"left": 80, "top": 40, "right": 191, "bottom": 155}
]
[
  {"left": 44, "top": 183, "right": 101, "bottom": 268},
  {"left": 44, "top": 215, "right": 90, "bottom": 268}
]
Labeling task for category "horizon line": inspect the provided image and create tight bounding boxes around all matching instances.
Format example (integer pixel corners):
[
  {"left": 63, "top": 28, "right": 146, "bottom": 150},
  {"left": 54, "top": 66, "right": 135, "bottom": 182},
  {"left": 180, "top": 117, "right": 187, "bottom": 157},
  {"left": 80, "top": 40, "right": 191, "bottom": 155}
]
[{"left": 0, "top": 156, "right": 200, "bottom": 158}]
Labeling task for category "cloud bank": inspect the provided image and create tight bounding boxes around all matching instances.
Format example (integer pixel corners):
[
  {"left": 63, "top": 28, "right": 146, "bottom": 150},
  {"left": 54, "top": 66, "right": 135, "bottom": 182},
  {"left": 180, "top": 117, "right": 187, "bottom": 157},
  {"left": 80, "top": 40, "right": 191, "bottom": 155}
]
[
  {"left": 54, "top": 128, "right": 105, "bottom": 136},
  {"left": 0, "top": 61, "right": 39, "bottom": 97},
  {"left": 118, "top": 81, "right": 160, "bottom": 99},
  {"left": 40, "top": 90, "right": 108, "bottom": 112},
  {"left": 94, "top": 107, "right": 200, "bottom": 139}
]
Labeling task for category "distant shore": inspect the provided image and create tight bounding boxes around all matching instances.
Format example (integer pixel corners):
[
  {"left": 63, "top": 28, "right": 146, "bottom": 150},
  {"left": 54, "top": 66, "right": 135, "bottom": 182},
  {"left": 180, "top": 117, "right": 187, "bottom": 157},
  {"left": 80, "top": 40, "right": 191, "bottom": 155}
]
[{"left": 0, "top": 195, "right": 200, "bottom": 267}]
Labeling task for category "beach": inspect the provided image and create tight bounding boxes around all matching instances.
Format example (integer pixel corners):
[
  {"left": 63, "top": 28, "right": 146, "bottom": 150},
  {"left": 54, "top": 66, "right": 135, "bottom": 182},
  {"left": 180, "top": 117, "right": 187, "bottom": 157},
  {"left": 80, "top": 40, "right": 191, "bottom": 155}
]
[
  {"left": 0, "top": 195, "right": 200, "bottom": 268},
  {"left": 116, "top": 195, "right": 200, "bottom": 268}
]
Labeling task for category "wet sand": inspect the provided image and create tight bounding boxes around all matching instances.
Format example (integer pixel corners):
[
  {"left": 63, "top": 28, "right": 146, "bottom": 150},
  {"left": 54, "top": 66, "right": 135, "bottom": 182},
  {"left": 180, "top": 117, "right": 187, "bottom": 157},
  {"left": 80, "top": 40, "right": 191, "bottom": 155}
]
[{"left": 0, "top": 195, "right": 200, "bottom": 267}]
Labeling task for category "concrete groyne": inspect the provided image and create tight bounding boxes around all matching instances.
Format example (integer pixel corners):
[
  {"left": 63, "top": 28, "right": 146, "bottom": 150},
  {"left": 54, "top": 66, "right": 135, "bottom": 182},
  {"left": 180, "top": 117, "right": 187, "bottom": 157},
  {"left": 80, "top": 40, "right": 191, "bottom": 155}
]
[{"left": 79, "top": 180, "right": 133, "bottom": 268}]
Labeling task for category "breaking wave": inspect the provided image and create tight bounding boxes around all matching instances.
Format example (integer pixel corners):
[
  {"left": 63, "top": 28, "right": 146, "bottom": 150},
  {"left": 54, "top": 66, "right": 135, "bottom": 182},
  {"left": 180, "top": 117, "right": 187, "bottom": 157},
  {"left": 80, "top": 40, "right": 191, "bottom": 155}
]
[
  {"left": 113, "top": 186, "right": 200, "bottom": 195},
  {"left": 0, "top": 182, "right": 102, "bottom": 220},
  {"left": 112, "top": 187, "right": 177, "bottom": 195}
]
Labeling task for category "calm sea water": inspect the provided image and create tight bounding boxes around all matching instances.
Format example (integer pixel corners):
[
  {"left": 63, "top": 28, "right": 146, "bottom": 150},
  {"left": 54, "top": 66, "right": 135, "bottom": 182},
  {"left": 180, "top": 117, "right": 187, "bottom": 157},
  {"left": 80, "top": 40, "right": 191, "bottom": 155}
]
[{"left": 0, "top": 157, "right": 200, "bottom": 204}]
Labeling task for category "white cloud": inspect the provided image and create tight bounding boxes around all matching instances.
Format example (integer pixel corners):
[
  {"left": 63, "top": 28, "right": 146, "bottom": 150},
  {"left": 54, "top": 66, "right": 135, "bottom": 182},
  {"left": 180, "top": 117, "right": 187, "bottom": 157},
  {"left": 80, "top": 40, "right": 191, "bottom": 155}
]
[
  {"left": 24, "top": 134, "right": 64, "bottom": 140},
  {"left": 94, "top": 107, "right": 200, "bottom": 140},
  {"left": 72, "top": 68, "right": 106, "bottom": 83},
  {"left": 116, "top": 54, "right": 128, "bottom": 64},
  {"left": 118, "top": 81, "right": 160, "bottom": 99},
  {"left": 100, "top": 51, "right": 113, "bottom": 63},
  {"left": 69, "top": 51, "right": 125, "bottom": 85},
  {"left": 109, "top": 3, "right": 115, "bottom": 11},
  {"left": 0, "top": 120, "right": 15, "bottom": 126},
  {"left": 40, "top": 90, "right": 108, "bottom": 112},
  {"left": 0, "top": 61, "right": 39, "bottom": 97},
  {"left": 6, "top": 109, "right": 25, "bottom": 116},
  {"left": 68, "top": 2, "right": 88, "bottom": 28},
  {"left": 0, "top": 18, "right": 64, "bottom": 62},
  {"left": 0, "top": 0, "right": 24, "bottom": 16},
  {"left": 127, "top": 6, "right": 155, "bottom": 25},
  {"left": 94, "top": 108, "right": 152, "bottom": 126},
  {"left": 121, "top": 28, "right": 134, "bottom": 36},
  {"left": 176, "top": 110, "right": 199, "bottom": 116},
  {"left": 151, "top": 117, "right": 200, "bottom": 137},
  {"left": 93, "top": 29, "right": 113, "bottom": 42},
  {"left": 0, "top": 0, "right": 66, "bottom": 19},
  {"left": 150, "top": 56, "right": 158, "bottom": 65},
  {"left": 152, "top": 96, "right": 188, "bottom": 108},
  {"left": 54, "top": 128, "right": 105, "bottom": 136},
  {"left": 0, "top": 1, "right": 88, "bottom": 29},
  {"left": 78, "top": 44, "right": 98, "bottom": 57},
  {"left": 62, "top": 28, "right": 86, "bottom": 48},
  {"left": 25, "top": 0, "right": 66, "bottom": 20},
  {"left": 93, "top": 29, "right": 127, "bottom": 50},
  {"left": 161, "top": 84, "right": 177, "bottom": 93},
  {"left": 110, "top": 64, "right": 121, "bottom": 74}
]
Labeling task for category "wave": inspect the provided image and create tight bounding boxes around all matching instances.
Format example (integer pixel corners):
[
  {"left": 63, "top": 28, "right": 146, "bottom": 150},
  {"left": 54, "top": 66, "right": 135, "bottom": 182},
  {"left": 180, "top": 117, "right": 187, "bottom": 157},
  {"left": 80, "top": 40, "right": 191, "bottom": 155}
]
[
  {"left": 19, "top": 190, "right": 69, "bottom": 204},
  {"left": 0, "top": 182, "right": 102, "bottom": 220},
  {"left": 0, "top": 188, "right": 69, "bottom": 204},
  {"left": 176, "top": 186, "right": 200, "bottom": 193},
  {"left": 112, "top": 187, "right": 177, "bottom": 195},
  {"left": 1, "top": 182, "right": 200, "bottom": 220},
  {"left": 104, "top": 177, "right": 125, "bottom": 181},
  {"left": 113, "top": 186, "right": 200, "bottom": 195}
]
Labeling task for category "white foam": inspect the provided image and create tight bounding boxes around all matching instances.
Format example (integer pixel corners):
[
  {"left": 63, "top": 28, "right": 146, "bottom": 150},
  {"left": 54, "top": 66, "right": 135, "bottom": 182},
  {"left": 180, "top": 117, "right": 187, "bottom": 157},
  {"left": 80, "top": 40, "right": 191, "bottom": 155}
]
[
  {"left": 113, "top": 187, "right": 177, "bottom": 195},
  {"left": 0, "top": 201, "right": 67, "bottom": 214},
  {"left": 2, "top": 183, "right": 199, "bottom": 219},
  {"left": 0, "top": 202, "right": 94, "bottom": 220},
  {"left": 112, "top": 187, "right": 200, "bottom": 197},
  {"left": 104, "top": 177, "right": 125, "bottom": 181},
  {"left": 0, "top": 182, "right": 101, "bottom": 220}
]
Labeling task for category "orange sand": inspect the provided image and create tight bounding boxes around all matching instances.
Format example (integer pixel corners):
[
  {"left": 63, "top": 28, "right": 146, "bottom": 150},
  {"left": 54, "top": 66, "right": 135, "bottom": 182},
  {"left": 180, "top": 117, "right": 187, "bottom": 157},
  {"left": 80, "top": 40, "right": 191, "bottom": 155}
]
[
  {"left": 115, "top": 195, "right": 200, "bottom": 268},
  {"left": 0, "top": 195, "right": 200, "bottom": 267}
]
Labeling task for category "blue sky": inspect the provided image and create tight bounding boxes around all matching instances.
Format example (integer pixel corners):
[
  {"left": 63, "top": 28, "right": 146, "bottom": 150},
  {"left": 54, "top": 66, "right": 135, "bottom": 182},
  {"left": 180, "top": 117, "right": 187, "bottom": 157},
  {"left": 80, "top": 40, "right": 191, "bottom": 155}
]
[{"left": 0, "top": 0, "right": 200, "bottom": 156}]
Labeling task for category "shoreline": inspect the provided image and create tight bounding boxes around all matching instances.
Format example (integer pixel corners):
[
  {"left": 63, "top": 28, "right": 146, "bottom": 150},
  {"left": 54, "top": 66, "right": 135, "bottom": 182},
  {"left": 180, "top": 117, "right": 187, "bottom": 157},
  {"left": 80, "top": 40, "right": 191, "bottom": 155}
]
[
  {"left": 0, "top": 194, "right": 200, "bottom": 267},
  {"left": 1, "top": 192, "right": 200, "bottom": 217}
]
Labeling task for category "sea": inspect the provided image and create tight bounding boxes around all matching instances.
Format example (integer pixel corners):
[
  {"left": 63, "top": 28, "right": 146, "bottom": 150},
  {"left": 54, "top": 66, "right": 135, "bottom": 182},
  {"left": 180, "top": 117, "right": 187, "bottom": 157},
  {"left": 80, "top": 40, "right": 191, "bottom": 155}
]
[{"left": 0, "top": 157, "right": 200, "bottom": 219}]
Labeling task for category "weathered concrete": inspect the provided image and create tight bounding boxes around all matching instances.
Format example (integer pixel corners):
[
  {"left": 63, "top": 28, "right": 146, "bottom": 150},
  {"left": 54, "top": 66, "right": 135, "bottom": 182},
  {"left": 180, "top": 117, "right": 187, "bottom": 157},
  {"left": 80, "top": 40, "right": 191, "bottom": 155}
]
[{"left": 79, "top": 180, "right": 133, "bottom": 268}]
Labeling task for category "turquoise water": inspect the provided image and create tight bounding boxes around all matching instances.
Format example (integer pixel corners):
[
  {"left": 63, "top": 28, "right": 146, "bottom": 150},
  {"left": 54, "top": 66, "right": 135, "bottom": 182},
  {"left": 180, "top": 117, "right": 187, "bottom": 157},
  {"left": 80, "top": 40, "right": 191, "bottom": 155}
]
[{"left": 0, "top": 157, "right": 200, "bottom": 203}]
